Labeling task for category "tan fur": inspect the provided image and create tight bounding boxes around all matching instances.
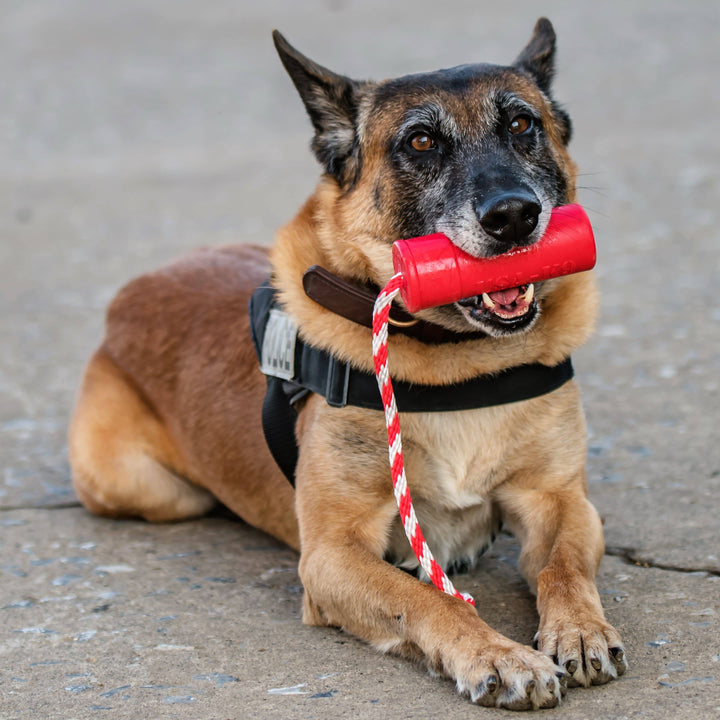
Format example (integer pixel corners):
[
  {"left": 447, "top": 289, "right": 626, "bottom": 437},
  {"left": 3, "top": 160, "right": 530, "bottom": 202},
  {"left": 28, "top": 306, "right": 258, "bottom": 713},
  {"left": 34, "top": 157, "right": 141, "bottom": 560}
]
[
  {"left": 273, "top": 182, "right": 598, "bottom": 383},
  {"left": 69, "top": 23, "right": 626, "bottom": 710},
  {"left": 70, "top": 245, "right": 300, "bottom": 550},
  {"left": 69, "top": 349, "right": 215, "bottom": 522}
]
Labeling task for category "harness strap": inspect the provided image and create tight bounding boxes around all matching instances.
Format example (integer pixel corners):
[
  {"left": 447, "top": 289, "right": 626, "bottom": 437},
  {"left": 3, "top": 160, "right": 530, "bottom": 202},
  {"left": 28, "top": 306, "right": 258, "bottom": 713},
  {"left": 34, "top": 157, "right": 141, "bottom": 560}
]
[
  {"left": 261, "top": 376, "right": 303, "bottom": 485},
  {"left": 249, "top": 282, "right": 574, "bottom": 485}
]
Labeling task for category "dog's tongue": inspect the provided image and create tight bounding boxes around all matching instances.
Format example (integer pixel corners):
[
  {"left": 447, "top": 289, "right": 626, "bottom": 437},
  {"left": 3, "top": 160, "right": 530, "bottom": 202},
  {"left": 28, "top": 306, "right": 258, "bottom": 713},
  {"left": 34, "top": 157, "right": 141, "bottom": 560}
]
[{"left": 488, "top": 287, "right": 521, "bottom": 306}]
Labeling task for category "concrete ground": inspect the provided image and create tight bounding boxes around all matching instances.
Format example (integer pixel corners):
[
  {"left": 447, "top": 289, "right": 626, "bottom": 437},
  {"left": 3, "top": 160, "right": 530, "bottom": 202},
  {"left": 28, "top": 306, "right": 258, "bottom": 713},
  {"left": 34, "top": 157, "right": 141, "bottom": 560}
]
[{"left": 1, "top": 1, "right": 718, "bottom": 718}]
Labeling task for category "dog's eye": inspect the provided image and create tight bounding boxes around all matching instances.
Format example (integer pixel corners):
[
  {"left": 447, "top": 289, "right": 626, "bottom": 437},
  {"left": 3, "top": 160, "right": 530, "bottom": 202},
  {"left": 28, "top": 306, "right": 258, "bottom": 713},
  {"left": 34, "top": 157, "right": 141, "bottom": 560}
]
[
  {"left": 408, "top": 132, "right": 437, "bottom": 152},
  {"left": 509, "top": 115, "right": 533, "bottom": 135}
]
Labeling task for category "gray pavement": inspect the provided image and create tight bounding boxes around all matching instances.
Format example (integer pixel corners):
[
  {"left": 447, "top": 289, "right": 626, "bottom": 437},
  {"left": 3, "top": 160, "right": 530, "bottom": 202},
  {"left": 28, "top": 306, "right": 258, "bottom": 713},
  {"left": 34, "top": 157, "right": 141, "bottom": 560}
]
[{"left": 1, "top": 1, "right": 718, "bottom": 718}]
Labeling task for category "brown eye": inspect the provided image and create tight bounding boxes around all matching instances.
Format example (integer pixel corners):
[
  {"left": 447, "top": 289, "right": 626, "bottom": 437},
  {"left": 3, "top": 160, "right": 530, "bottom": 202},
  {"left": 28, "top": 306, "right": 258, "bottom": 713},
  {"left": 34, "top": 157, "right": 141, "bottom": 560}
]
[
  {"left": 409, "top": 132, "right": 436, "bottom": 152},
  {"left": 509, "top": 115, "right": 533, "bottom": 135}
]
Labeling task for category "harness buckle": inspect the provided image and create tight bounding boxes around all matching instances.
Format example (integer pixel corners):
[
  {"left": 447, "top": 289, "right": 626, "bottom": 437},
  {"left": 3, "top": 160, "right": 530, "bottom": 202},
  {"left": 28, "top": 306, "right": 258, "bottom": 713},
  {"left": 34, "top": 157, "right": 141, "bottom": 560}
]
[{"left": 325, "top": 357, "right": 351, "bottom": 408}]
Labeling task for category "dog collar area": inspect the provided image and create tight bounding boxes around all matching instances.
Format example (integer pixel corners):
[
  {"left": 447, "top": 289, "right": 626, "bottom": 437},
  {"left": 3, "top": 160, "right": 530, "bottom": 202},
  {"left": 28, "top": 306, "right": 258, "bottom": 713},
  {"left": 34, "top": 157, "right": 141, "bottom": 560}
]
[
  {"left": 249, "top": 282, "right": 574, "bottom": 483},
  {"left": 302, "top": 265, "right": 488, "bottom": 344}
]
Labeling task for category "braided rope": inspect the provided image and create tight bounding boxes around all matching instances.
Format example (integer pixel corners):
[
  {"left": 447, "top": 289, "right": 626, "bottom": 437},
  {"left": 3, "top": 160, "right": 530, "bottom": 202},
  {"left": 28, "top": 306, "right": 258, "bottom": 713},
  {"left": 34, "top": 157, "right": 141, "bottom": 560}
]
[{"left": 372, "top": 273, "right": 474, "bottom": 606}]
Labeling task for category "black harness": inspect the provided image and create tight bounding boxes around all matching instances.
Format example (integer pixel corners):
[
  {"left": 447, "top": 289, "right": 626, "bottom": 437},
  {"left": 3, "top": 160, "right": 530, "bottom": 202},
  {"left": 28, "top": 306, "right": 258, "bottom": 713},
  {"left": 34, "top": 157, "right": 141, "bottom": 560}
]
[{"left": 249, "top": 281, "right": 574, "bottom": 485}]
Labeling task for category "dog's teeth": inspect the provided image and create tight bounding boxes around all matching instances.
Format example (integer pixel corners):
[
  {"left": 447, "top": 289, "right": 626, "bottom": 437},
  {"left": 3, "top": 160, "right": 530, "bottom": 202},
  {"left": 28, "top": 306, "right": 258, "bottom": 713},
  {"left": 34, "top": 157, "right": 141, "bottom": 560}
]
[
  {"left": 481, "top": 293, "right": 495, "bottom": 309},
  {"left": 523, "top": 284, "right": 535, "bottom": 303}
]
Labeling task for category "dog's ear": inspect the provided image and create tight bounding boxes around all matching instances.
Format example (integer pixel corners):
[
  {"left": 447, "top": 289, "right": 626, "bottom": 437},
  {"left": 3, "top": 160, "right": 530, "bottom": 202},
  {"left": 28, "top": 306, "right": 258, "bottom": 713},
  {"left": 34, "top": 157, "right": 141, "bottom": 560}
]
[
  {"left": 514, "top": 19, "right": 572, "bottom": 145},
  {"left": 513, "top": 17, "right": 556, "bottom": 95},
  {"left": 552, "top": 103, "right": 572, "bottom": 145},
  {"left": 273, "top": 31, "right": 363, "bottom": 183}
]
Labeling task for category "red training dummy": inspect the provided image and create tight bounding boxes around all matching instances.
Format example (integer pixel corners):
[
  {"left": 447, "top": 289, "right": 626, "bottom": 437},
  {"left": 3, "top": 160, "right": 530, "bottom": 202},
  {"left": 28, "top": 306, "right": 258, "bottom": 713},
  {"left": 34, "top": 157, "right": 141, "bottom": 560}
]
[{"left": 391, "top": 203, "right": 596, "bottom": 313}]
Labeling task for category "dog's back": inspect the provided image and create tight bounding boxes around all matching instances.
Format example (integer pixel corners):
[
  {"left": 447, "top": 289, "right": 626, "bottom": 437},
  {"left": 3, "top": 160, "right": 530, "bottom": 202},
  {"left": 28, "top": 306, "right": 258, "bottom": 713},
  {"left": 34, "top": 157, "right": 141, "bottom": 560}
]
[{"left": 69, "top": 244, "right": 300, "bottom": 546}]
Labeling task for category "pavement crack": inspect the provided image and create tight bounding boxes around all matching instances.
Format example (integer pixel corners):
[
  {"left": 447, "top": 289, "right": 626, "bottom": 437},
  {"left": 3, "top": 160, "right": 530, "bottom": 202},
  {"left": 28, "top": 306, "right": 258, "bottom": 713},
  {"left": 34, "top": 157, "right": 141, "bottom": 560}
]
[
  {"left": 0, "top": 502, "right": 82, "bottom": 512},
  {"left": 605, "top": 545, "right": 720, "bottom": 577}
]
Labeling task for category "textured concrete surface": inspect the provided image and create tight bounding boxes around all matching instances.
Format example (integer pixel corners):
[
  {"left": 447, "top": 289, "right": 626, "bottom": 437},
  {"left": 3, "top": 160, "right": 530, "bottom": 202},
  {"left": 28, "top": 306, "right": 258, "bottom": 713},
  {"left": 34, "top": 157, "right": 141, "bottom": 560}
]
[{"left": 1, "top": 1, "right": 719, "bottom": 718}]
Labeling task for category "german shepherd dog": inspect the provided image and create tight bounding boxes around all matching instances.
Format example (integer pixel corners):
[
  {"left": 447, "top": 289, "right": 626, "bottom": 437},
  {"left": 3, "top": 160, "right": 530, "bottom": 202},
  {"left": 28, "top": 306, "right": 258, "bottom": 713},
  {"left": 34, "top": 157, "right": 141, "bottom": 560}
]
[{"left": 69, "top": 18, "right": 627, "bottom": 710}]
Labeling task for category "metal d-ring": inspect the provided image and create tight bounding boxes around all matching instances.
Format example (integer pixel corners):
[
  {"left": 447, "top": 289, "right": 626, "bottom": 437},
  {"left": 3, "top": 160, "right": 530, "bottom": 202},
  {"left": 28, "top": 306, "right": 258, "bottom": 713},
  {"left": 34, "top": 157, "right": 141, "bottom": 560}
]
[{"left": 388, "top": 314, "right": 419, "bottom": 328}]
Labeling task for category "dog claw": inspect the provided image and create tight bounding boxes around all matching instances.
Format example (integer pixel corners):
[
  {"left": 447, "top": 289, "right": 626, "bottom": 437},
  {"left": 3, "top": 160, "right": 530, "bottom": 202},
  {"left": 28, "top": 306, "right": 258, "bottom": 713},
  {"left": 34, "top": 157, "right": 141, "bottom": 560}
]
[
  {"left": 525, "top": 679, "right": 536, "bottom": 696},
  {"left": 590, "top": 657, "right": 602, "bottom": 671},
  {"left": 486, "top": 675, "right": 499, "bottom": 693},
  {"left": 472, "top": 675, "right": 499, "bottom": 707},
  {"left": 554, "top": 670, "right": 568, "bottom": 695},
  {"left": 610, "top": 646, "right": 627, "bottom": 675},
  {"left": 565, "top": 659, "right": 578, "bottom": 675}
]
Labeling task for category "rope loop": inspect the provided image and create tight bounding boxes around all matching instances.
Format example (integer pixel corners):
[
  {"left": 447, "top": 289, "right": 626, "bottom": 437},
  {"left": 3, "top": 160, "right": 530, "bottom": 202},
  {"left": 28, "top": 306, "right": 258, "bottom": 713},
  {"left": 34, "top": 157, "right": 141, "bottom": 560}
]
[{"left": 372, "top": 273, "right": 474, "bottom": 606}]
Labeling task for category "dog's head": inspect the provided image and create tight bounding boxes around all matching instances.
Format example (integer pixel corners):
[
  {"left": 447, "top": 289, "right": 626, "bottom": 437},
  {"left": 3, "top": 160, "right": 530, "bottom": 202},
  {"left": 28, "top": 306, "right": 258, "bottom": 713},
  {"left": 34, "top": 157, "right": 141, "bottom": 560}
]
[{"left": 274, "top": 19, "right": 579, "bottom": 337}]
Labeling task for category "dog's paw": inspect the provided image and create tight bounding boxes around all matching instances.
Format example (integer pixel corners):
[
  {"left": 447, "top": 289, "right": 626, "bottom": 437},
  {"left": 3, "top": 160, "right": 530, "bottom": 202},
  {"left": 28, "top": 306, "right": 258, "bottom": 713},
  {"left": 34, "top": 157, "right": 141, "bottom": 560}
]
[
  {"left": 453, "top": 639, "right": 566, "bottom": 710},
  {"left": 534, "top": 617, "right": 628, "bottom": 688}
]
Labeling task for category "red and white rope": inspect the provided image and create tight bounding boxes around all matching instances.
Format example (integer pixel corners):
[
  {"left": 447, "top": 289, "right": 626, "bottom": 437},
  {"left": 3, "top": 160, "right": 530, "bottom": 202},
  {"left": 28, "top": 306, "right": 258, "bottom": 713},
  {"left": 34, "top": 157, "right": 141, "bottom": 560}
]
[{"left": 372, "top": 273, "right": 474, "bottom": 606}]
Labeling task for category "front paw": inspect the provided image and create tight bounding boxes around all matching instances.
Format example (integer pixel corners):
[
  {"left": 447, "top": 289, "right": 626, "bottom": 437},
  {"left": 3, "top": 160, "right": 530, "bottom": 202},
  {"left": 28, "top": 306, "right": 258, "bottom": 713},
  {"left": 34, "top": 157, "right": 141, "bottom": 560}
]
[
  {"left": 535, "top": 615, "right": 628, "bottom": 687},
  {"left": 451, "top": 637, "right": 566, "bottom": 710}
]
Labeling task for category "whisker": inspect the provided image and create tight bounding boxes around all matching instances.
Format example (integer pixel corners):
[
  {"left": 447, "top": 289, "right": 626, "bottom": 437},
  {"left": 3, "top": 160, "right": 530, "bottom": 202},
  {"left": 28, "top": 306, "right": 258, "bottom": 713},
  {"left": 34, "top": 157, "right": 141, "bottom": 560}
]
[
  {"left": 577, "top": 205, "right": 609, "bottom": 219},
  {"left": 570, "top": 171, "right": 607, "bottom": 178},
  {"left": 577, "top": 186, "right": 608, "bottom": 197}
]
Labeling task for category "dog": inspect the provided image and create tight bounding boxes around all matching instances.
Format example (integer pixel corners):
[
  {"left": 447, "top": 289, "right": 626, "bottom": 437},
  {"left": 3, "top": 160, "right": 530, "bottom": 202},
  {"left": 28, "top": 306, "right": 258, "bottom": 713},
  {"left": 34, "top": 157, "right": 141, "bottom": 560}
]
[{"left": 69, "top": 18, "right": 627, "bottom": 710}]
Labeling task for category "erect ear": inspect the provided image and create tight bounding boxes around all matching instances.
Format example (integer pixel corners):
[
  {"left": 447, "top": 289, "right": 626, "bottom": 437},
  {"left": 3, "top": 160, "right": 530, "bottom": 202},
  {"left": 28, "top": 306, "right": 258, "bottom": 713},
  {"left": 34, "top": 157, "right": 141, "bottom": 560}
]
[
  {"left": 513, "top": 17, "right": 557, "bottom": 95},
  {"left": 551, "top": 103, "right": 572, "bottom": 145},
  {"left": 273, "top": 30, "right": 364, "bottom": 183}
]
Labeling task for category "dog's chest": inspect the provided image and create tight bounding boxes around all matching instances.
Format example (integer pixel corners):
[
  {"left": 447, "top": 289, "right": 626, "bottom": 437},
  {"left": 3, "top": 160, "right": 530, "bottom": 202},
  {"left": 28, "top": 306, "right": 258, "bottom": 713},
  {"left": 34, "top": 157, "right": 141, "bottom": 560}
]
[{"left": 384, "top": 407, "right": 518, "bottom": 572}]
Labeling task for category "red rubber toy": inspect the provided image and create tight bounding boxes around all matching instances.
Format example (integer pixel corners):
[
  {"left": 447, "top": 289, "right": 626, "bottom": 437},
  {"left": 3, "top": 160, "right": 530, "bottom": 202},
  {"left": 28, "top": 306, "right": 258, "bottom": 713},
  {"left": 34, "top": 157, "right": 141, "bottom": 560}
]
[{"left": 391, "top": 203, "right": 596, "bottom": 313}]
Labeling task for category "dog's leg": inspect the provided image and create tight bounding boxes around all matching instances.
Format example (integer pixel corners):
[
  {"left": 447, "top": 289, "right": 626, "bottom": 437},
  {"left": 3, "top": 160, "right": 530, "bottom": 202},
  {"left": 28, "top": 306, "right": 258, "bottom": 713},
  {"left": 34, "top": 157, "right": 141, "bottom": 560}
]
[
  {"left": 294, "top": 406, "right": 564, "bottom": 710},
  {"left": 298, "top": 506, "right": 565, "bottom": 709},
  {"left": 69, "top": 350, "right": 216, "bottom": 522},
  {"left": 496, "top": 479, "right": 628, "bottom": 688}
]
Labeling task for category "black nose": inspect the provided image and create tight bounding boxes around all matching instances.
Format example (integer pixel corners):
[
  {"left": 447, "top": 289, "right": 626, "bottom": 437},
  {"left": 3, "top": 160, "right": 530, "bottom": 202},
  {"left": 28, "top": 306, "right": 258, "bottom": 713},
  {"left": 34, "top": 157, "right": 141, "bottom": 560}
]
[{"left": 476, "top": 191, "right": 542, "bottom": 248}]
